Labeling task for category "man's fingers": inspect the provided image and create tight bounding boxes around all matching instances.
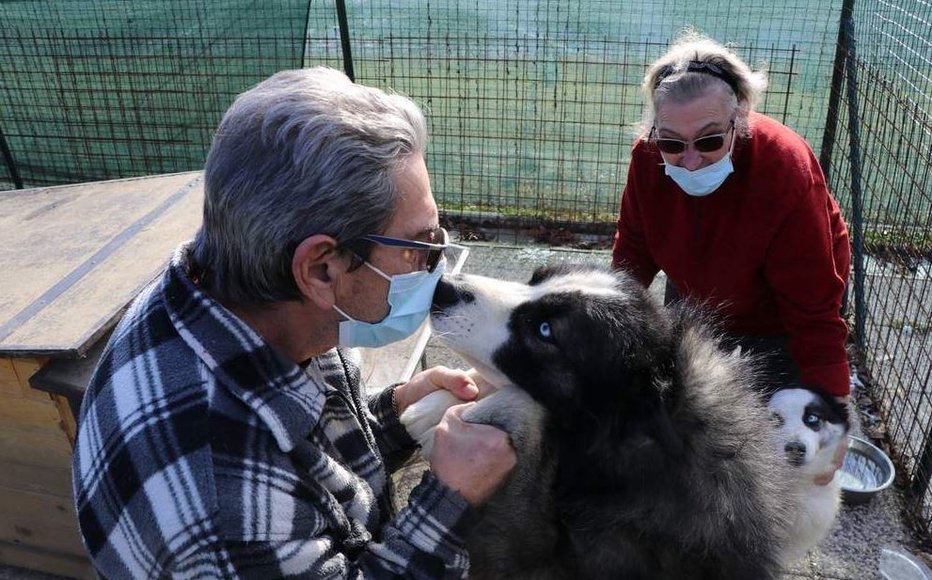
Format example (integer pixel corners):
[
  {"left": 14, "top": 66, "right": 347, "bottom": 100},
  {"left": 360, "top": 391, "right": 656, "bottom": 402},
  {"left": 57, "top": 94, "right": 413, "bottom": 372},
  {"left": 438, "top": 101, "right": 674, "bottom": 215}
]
[
  {"left": 426, "top": 366, "right": 479, "bottom": 400},
  {"left": 396, "top": 367, "right": 479, "bottom": 415},
  {"left": 432, "top": 402, "right": 516, "bottom": 504},
  {"left": 441, "top": 402, "right": 474, "bottom": 423}
]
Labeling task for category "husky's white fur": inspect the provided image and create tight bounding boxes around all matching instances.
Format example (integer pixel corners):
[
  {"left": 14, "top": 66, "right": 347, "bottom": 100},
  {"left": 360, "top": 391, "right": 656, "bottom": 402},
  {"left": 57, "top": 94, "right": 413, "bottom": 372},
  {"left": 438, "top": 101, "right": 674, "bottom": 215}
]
[{"left": 768, "top": 387, "right": 850, "bottom": 563}]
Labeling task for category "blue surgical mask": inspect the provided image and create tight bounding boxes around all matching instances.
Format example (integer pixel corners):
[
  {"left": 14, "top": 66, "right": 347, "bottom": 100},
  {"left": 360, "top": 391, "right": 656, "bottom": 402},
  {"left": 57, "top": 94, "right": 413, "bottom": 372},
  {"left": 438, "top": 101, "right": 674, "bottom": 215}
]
[
  {"left": 663, "top": 131, "right": 736, "bottom": 197},
  {"left": 333, "top": 260, "right": 445, "bottom": 348}
]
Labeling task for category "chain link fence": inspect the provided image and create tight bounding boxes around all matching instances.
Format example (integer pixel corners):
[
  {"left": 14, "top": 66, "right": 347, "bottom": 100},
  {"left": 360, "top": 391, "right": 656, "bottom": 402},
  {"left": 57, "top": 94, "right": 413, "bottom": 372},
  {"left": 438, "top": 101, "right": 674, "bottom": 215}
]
[
  {"left": 2, "top": 0, "right": 931, "bottom": 545},
  {"left": 0, "top": 1, "right": 311, "bottom": 187},
  {"left": 320, "top": 1, "right": 840, "bottom": 240},
  {"left": 823, "top": 0, "right": 932, "bottom": 543}
]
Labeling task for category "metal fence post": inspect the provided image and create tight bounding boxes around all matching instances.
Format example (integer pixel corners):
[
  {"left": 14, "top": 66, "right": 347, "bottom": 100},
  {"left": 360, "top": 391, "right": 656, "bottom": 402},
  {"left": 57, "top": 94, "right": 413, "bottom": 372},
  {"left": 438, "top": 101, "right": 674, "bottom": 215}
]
[
  {"left": 842, "top": 2, "right": 866, "bottom": 357},
  {"left": 335, "top": 0, "right": 355, "bottom": 82},
  {"left": 0, "top": 124, "right": 24, "bottom": 189},
  {"left": 820, "top": 0, "right": 856, "bottom": 182},
  {"left": 301, "top": 1, "right": 313, "bottom": 67}
]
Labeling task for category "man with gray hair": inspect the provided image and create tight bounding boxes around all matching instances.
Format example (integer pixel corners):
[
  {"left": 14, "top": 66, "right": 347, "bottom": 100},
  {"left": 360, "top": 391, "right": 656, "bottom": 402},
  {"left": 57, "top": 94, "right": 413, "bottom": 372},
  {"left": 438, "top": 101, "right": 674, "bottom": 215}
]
[{"left": 72, "top": 67, "right": 516, "bottom": 578}]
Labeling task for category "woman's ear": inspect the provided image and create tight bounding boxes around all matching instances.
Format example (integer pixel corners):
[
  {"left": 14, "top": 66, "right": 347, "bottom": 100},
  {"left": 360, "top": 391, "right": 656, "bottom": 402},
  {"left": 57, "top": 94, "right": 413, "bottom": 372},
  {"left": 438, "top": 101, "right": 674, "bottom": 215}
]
[{"left": 292, "top": 235, "right": 348, "bottom": 309}]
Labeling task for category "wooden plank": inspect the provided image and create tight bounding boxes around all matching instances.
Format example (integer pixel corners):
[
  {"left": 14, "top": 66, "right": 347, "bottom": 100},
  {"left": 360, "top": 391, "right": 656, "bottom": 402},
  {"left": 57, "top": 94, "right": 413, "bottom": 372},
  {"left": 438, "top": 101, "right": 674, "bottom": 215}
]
[
  {"left": 52, "top": 393, "right": 78, "bottom": 447},
  {"left": 13, "top": 358, "right": 47, "bottom": 402},
  {"left": 0, "top": 357, "right": 48, "bottom": 403},
  {"left": 0, "top": 358, "right": 67, "bottom": 427},
  {"left": 0, "top": 423, "right": 74, "bottom": 481},
  {"left": 0, "top": 485, "right": 86, "bottom": 559},
  {"left": 0, "top": 540, "right": 94, "bottom": 579},
  {"left": 0, "top": 392, "right": 64, "bottom": 428},
  {"left": 3, "top": 178, "right": 203, "bottom": 354},
  {"left": 0, "top": 355, "right": 76, "bottom": 498},
  {"left": 0, "top": 356, "right": 86, "bottom": 573},
  {"left": 0, "top": 171, "right": 203, "bottom": 355},
  {"left": 0, "top": 457, "right": 73, "bottom": 499},
  {"left": 0, "top": 172, "right": 197, "bottom": 326}
]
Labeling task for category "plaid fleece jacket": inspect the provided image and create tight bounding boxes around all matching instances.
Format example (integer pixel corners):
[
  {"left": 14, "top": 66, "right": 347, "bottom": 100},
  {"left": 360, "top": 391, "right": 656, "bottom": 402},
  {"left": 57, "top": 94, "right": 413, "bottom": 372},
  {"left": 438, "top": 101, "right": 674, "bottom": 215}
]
[{"left": 73, "top": 244, "right": 474, "bottom": 578}]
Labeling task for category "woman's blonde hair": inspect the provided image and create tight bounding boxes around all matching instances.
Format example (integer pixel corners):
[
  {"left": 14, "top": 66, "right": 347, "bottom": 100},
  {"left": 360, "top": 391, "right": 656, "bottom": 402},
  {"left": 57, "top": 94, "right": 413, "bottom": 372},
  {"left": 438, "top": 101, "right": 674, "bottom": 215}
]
[{"left": 640, "top": 30, "right": 768, "bottom": 138}]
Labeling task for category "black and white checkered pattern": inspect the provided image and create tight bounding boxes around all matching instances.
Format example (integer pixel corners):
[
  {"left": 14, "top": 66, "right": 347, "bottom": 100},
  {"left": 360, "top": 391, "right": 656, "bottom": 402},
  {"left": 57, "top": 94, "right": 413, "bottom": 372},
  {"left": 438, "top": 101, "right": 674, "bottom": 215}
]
[{"left": 73, "top": 244, "right": 473, "bottom": 578}]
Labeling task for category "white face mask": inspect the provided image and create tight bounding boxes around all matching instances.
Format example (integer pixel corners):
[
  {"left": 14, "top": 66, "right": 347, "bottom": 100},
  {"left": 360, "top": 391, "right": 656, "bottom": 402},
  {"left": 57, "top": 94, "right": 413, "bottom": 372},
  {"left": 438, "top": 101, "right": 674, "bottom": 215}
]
[
  {"left": 662, "top": 130, "right": 736, "bottom": 197},
  {"left": 333, "top": 259, "right": 445, "bottom": 348}
]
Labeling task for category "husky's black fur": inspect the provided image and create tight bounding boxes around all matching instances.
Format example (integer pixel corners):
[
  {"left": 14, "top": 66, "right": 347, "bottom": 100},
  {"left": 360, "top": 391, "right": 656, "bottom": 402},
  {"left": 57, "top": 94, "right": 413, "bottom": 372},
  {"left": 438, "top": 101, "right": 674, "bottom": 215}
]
[{"left": 425, "top": 264, "right": 796, "bottom": 579}]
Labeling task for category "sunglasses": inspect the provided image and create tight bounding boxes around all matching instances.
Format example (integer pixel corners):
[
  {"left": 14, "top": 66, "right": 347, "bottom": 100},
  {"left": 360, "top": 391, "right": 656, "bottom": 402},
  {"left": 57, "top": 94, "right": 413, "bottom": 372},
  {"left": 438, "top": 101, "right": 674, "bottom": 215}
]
[
  {"left": 651, "top": 121, "right": 734, "bottom": 155},
  {"left": 359, "top": 226, "right": 450, "bottom": 273}
]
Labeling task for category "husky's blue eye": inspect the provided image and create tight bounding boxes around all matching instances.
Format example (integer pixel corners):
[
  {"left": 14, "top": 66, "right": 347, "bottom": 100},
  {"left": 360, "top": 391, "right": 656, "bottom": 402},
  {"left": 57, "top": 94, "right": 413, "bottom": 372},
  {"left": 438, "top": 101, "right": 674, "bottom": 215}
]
[
  {"left": 539, "top": 322, "right": 552, "bottom": 338},
  {"left": 803, "top": 413, "right": 820, "bottom": 427}
]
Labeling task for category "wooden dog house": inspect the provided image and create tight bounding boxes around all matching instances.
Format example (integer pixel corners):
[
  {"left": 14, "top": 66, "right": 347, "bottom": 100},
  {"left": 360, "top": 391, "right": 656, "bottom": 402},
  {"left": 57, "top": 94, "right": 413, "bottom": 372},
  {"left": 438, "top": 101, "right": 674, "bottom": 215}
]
[{"left": 0, "top": 172, "right": 204, "bottom": 577}]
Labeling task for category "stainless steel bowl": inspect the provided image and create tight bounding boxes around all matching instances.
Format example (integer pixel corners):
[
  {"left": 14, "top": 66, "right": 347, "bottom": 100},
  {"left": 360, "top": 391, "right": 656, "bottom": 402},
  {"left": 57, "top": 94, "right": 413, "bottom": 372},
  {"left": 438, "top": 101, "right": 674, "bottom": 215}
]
[{"left": 838, "top": 435, "right": 895, "bottom": 505}]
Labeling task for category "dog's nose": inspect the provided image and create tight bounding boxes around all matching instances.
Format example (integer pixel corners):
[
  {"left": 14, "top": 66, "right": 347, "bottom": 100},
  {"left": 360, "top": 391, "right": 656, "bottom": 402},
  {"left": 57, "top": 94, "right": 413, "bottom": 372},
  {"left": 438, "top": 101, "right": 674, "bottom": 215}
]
[
  {"left": 784, "top": 441, "right": 807, "bottom": 467},
  {"left": 432, "top": 276, "right": 472, "bottom": 310}
]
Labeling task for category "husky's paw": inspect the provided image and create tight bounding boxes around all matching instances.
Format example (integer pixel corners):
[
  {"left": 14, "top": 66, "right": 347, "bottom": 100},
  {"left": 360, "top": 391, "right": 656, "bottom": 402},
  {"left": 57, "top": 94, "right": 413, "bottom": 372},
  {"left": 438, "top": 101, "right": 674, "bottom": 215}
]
[{"left": 400, "top": 389, "right": 461, "bottom": 457}]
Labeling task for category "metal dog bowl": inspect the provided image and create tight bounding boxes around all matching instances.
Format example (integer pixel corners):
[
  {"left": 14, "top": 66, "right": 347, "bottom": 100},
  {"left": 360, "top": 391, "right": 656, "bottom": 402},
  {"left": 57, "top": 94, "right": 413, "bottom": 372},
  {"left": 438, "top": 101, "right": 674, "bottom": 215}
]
[{"left": 838, "top": 435, "right": 895, "bottom": 505}]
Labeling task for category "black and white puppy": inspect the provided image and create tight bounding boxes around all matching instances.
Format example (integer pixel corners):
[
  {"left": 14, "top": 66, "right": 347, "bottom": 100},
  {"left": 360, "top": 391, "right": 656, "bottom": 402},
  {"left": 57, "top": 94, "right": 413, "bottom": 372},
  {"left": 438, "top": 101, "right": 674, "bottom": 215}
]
[{"left": 768, "top": 386, "right": 850, "bottom": 563}]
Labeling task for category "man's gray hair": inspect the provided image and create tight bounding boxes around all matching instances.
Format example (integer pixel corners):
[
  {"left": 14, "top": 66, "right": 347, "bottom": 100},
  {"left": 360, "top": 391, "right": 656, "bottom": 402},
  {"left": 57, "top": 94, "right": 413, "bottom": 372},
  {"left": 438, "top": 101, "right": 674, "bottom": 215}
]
[
  {"left": 639, "top": 31, "right": 768, "bottom": 138},
  {"left": 192, "top": 67, "right": 428, "bottom": 306}
]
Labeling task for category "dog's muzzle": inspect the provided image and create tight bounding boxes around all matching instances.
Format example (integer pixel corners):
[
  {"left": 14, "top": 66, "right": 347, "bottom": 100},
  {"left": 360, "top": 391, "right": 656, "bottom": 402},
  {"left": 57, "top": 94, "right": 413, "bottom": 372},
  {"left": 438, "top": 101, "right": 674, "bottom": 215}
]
[
  {"left": 431, "top": 276, "right": 473, "bottom": 313},
  {"left": 784, "top": 441, "right": 807, "bottom": 467}
]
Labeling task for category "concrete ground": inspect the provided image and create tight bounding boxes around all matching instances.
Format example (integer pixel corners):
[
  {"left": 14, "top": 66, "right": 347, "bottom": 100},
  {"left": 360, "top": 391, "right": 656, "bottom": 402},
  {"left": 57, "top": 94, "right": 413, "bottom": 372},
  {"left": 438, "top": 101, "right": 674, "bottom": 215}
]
[{"left": 3, "top": 243, "right": 925, "bottom": 579}]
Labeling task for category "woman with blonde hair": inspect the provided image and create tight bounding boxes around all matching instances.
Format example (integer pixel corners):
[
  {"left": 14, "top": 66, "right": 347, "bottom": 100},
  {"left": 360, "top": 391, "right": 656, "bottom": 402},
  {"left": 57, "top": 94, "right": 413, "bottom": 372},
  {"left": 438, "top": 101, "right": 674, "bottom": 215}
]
[{"left": 612, "top": 32, "right": 850, "bottom": 477}]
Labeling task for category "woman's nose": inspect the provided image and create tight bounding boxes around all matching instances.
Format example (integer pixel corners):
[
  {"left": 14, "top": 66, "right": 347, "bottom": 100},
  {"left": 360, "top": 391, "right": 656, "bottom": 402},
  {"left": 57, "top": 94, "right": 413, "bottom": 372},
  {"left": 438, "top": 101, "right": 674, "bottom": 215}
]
[{"left": 681, "top": 147, "right": 703, "bottom": 171}]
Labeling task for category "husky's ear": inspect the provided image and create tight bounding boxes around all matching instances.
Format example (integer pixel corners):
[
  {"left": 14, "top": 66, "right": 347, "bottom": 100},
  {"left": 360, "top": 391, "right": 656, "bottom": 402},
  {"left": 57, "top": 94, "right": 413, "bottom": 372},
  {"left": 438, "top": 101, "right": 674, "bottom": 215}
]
[
  {"left": 529, "top": 264, "right": 568, "bottom": 285},
  {"left": 528, "top": 263, "right": 606, "bottom": 286},
  {"left": 812, "top": 387, "right": 851, "bottom": 432}
]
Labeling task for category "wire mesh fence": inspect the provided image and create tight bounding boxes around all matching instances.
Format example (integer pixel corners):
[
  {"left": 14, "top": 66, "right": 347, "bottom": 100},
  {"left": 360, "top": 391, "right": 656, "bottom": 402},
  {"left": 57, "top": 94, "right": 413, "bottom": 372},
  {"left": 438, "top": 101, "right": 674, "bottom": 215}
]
[
  {"left": 824, "top": 0, "right": 932, "bottom": 544},
  {"left": 2, "top": 0, "right": 932, "bottom": 547},
  {"left": 2, "top": 0, "right": 842, "bottom": 230},
  {"left": 331, "top": 1, "right": 841, "bottom": 241},
  {"left": 0, "top": 1, "right": 311, "bottom": 188}
]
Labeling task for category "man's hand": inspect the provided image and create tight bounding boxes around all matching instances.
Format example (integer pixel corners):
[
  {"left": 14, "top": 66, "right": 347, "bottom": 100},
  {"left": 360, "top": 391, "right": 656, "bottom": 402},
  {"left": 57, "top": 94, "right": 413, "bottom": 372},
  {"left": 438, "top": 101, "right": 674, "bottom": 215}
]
[
  {"left": 393, "top": 366, "right": 479, "bottom": 416},
  {"left": 815, "top": 395, "right": 851, "bottom": 486},
  {"left": 430, "top": 403, "right": 517, "bottom": 505},
  {"left": 814, "top": 440, "right": 848, "bottom": 486}
]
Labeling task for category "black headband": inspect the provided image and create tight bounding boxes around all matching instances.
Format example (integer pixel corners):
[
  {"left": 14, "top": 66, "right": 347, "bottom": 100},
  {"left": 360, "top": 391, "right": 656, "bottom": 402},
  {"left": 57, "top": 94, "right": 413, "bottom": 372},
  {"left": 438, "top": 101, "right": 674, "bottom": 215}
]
[{"left": 654, "top": 60, "right": 740, "bottom": 96}]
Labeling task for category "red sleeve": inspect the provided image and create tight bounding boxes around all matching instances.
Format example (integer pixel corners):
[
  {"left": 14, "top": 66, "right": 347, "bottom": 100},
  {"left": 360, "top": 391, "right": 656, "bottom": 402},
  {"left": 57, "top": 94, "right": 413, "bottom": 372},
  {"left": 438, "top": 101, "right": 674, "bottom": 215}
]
[
  {"left": 612, "top": 146, "right": 660, "bottom": 288},
  {"left": 764, "top": 153, "right": 851, "bottom": 397}
]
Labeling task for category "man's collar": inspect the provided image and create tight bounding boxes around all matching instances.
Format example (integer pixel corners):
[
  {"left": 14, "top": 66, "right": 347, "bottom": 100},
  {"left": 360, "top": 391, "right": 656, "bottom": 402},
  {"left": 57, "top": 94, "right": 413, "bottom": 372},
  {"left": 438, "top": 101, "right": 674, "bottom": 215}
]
[{"left": 161, "top": 243, "right": 332, "bottom": 453}]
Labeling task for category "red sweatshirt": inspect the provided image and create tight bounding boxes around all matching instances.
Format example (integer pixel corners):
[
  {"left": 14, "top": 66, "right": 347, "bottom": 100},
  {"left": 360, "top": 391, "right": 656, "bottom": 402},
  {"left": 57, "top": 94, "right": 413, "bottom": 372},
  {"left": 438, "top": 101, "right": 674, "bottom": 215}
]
[{"left": 612, "top": 112, "right": 851, "bottom": 397}]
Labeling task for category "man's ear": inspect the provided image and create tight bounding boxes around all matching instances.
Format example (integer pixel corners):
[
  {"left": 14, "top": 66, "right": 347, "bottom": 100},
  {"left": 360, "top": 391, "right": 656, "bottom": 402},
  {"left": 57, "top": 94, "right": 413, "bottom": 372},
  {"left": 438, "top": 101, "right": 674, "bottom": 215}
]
[{"left": 292, "top": 234, "right": 349, "bottom": 310}]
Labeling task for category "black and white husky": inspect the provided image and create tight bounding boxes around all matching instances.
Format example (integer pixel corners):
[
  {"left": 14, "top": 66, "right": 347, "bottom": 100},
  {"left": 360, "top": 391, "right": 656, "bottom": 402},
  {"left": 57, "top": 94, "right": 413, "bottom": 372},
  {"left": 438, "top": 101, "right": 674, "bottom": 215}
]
[
  {"left": 402, "top": 264, "right": 800, "bottom": 580},
  {"left": 768, "top": 386, "right": 850, "bottom": 563}
]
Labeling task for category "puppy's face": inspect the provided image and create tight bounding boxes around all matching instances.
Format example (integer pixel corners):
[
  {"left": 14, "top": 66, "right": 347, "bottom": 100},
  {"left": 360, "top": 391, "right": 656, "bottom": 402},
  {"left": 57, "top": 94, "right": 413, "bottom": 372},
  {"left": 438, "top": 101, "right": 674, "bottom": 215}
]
[
  {"left": 769, "top": 388, "right": 849, "bottom": 475},
  {"left": 430, "top": 264, "right": 671, "bottom": 417}
]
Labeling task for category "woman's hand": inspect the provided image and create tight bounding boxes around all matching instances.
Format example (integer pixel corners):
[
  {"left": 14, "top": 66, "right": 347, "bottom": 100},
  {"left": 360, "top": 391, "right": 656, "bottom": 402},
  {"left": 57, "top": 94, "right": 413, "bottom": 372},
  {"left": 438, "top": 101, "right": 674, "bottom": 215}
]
[
  {"left": 393, "top": 365, "right": 479, "bottom": 416},
  {"left": 814, "top": 441, "right": 848, "bottom": 486},
  {"left": 816, "top": 395, "right": 850, "bottom": 485}
]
